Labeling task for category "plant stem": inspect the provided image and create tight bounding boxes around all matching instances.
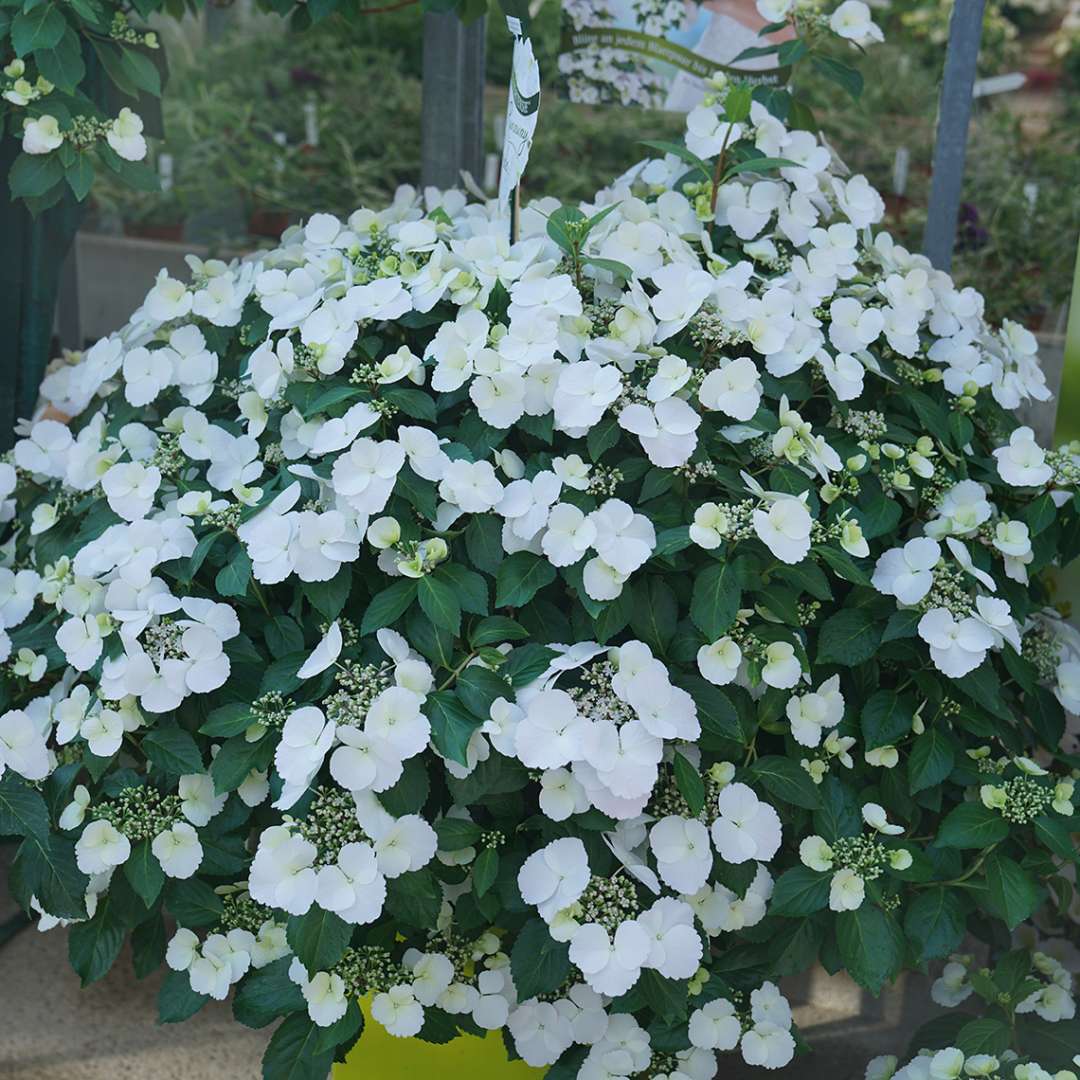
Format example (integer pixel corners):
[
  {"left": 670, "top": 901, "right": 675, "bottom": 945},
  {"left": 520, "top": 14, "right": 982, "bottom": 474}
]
[
  {"left": 437, "top": 651, "right": 476, "bottom": 692},
  {"left": 710, "top": 124, "right": 735, "bottom": 214}
]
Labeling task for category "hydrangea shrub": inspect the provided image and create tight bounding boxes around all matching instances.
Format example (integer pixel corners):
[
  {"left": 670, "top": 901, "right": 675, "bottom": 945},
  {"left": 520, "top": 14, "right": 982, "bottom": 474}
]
[{"left": 2, "top": 12, "right": 1080, "bottom": 1078}]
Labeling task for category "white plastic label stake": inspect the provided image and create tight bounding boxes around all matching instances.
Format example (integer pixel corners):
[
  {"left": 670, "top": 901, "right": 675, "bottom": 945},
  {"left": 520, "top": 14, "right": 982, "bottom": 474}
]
[
  {"left": 892, "top": 146, "right": 910, "bottom": 197},
  {"left": 500, "top": 16, "right": 541, "bottom": 228}
]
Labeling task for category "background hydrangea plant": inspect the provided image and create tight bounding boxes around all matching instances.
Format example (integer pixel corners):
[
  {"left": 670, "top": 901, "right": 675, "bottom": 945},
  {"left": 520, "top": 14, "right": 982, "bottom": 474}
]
[{"left": 1, "top": 6, "right": 1080, "bottom": 1078}]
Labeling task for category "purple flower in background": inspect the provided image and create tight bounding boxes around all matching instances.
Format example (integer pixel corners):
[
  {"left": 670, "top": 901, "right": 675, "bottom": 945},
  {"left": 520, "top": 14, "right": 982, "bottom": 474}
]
[
  {"left": 290, "top": 67, "right": 323, "bottom": 89},
  {"left": 956, "top": 202, "right": 989, "bottom": 252}
]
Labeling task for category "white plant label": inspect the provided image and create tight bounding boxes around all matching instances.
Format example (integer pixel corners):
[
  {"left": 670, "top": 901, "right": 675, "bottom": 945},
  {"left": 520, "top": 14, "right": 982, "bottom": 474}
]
[{"left": 500, "top": 16, "right": 541, "bottom": 218}]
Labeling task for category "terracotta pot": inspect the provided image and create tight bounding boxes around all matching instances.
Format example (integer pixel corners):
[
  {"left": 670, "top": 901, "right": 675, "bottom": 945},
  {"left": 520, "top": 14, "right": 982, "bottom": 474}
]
[{"left": 249, "top": 209, "right": 293, "bottom": 239}]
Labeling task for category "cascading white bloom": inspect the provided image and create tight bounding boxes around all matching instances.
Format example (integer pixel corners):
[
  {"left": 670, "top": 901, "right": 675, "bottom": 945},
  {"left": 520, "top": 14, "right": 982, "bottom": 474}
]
[{"left": 10, "top": 24, "right": 1080, "bottom": 1074}]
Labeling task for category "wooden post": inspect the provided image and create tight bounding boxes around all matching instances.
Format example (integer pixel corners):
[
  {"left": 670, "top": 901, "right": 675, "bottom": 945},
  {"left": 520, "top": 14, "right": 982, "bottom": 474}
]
[
  {"left": 922, "top": 0, "right": 986, "bottom": 272},
  {"left": 421, "top": 11, "right": 487, "bottom": 190}
]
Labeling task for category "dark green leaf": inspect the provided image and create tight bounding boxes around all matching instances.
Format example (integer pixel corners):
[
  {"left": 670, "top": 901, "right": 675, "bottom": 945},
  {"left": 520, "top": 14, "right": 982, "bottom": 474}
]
[
  {"left": 303, "top": 565, "right": 351, "bottom": 620},
  {"left": 233, "top": 957, "right": 305, "bottom": 1028},
  {"left": 1016, "top": 1017, "right": 1080, "bottom": 1070},
  {"left": 0, "top": 776, "right": 49, "bottom": 842},
  {"left": 12, "top": 833, "right": 88, "bottom": 920},
  {"left": 510, "top": 918, "right": 571, "bottom": 1000},
  {"left": 64, "top": 152, "right": 95, "bottom": 201},
  {"left": 1034, "top": 814, "right": 1080, "bottom": 863},
  {"left": 464, "top": 514, "right": 503, "bottom": 575},
  {"left": 385, "top": 868, "right": 442, "bottom": 928},
  {"left": 749, "top": 755, "right": 820, "bottom": 809},
  {"left": 673, "top": 753, "right": 705, "bottom": 817},
  {"left": 836, "top": 906, "right": 905, "bottom": 994},
  {"left": 262, "top": 1012, "right": 334, "bottom": 1080},
  {"left": 12, "top": 4, "right": 65, "bottom": 56},
  {"left": 165, "top": 877, "right": 222, "bottom": 928},
  {"left": 469, "top": 616, "right": 528, "bottom": 648},
  {"left": 690, "top": 561, "right": 740, "bottom": 639},
  {"left": 313, "top": 997, "right": 364, "bottom": 1054},
  {"left": 495, "top": 552, "right": 556, "bottom": 608},
  {"left": 123, "top": 837, "right": 165, "bottom": 907},
  {"left": 216, "top": 545, "right": 252, "bottom": 598},
  {"left": 158, "top": 969, "right": 209, "bottom": 1023},
  {"left": 936, "top": 803, "right": 1009, "bottom": 849},
  {"left": 142, "top": 724, "right": 204, "bottom": 775},
  {"left": 426, "top": 691, "right": 483, "bottom": 767},
  {"left": 956, "top": 1018, "right": 1011, "bottom": 1056},
  {"left": 817, "top": 607, "right": 881, "bottom": 666},
  {"left": 435, "top": 564, "right": 488, "bottom": 615},
  {"left": 435, "top": 818, "right": 482, "bottom": 850},
  {"left": 68, "top": 894, "right": 125, "bottom": 986},
  {"left": 812, "top": 55, "right": 863, "bottom": 99},
  {"left": 210, "top": 735, "right": 270, "bottom": 795},
  {"left": 8, "top": 151, "right": 64, "bottom": 200},
  {"left": 860, "top": 691, "right": 913, "bottom": 750},
  {"left": 456, "top": 665, "right": 510, "bottom": 721},
  {"left": 287, "top": 908, "right": 351, "bottom": 972},
  {"left": 473, "top": 847, "right": 499, "bottom": 898},
  {"left": 904, "top": 888, "right": 965, "bottom": 962},
  {"left": 418, "top": 574, "right": 462, "bottom": 635},
  {"left": 908, "top": 728, "right": 956, "bottom": 794},
  {"left": 360, "top": 578, "right": 417, "bottom": 635},
  {"left": 638, "top": 970, "right": 689, "bottom": 1019},
  {"left": 985, "top": 853, "right": 1043, "bottom": 930},
  {"left": 770, "top": 866, "right": 830, "bottom": 916},
  {"left": 33, "top": 25, "right": 84, "bottom": 92}
]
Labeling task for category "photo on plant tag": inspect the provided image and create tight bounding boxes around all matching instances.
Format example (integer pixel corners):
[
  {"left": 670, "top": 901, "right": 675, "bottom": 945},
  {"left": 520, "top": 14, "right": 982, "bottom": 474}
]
[{"left": 556, "top": 0, "right": 792, "bottom": 109}]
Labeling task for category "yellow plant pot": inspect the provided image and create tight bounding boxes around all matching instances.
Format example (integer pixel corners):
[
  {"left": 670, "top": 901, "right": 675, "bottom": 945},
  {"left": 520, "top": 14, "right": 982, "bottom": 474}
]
[{"left": 333, "top": 998, "right": 543, "bottom": 1079}]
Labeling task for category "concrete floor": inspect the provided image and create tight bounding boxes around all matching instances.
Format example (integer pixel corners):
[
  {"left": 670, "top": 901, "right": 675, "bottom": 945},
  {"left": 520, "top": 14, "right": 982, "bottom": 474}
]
[{"left": 0, "top": 845, "right": 936, "bottom": 1080}]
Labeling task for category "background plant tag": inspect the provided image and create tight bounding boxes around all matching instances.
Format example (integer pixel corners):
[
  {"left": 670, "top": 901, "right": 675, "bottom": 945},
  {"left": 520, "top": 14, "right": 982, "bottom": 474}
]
[
  {"left": 558, "top": 0, "right": 791, "bottom": 111},
  {"left": 500, "top": 17, "right": 541, "bottom": 215}
]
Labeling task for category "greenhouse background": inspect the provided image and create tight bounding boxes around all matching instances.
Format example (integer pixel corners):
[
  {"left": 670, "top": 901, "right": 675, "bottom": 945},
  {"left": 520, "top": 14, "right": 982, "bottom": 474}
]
[
  {"left": 27, "top": 1, "right": 1080, "bottom": 351},
  {"left": 1, "top": 0, "right": 1080, "bottom": 1076}
]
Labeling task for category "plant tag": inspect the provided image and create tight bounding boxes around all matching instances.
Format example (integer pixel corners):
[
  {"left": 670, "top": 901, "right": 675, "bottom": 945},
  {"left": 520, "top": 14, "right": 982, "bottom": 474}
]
[{"left": 500, "top": 16, "right": 541, "bottom": 223}]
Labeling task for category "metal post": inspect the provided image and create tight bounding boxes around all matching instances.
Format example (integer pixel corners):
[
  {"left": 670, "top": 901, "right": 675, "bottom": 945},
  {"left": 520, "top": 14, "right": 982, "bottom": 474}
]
[
  {"left": 56, "top": 239, "right": 82, "bottom": 351},
  {"left": 421, "top": 11, "right": 487, "bottom": 189},
  {"left": 922, "top": 0, "right": 986, "bottom": 272}
]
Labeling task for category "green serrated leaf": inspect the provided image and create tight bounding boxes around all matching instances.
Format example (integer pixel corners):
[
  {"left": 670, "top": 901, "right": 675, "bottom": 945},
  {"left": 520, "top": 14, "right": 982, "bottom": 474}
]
[
  {"left": 233, "top": 957, "right": 306, "bottom": 1029},
  {"left": 472, "top": 846, "right": 499, "bottom": 898},
  {"left": 12, "top": 3, "right": 65, "bottom": 56},
  {"left": 142, "top": 723, "right": 204, "bottom": 776},
  {"left": 817, "top": 607, "right": 881, "bottom": 666},
  {"left": 936, "top": 803, "right": 1009, "bottom": 850},
  {"left": 904, "top": 887, "right": 965, "bottom": 962},
  {"left": 770, "top": 866, "right": 830, "bottom": 916},
  {"left": 287, "top": 908, "right": 351, "bottom": 972},
  {"left": 836, "top": 905, "right": 905, "bottom": 994},
  {"left": 418, "top": 573, "right": 462, "bottom": 635},
  {"left": 425, "top": 691, "right": 483, "bottom": 767},
  {"left": 360, "top": 578, "right": 417, "bottom": 635},
  {"left": 123, "top": 837, "right": 165, "bottom": 907},
  {"left": 0, "top": 775, "right": 50, "bottom": 843},
  {"left": 495, "top": 551, "right": 556, "bottom": 608},
  {"left": 691, "top": 561, "right": 740, "bottom": 639},
  {"left": 262, "top": 1012, "right": 334, "bottom": 1080},
  {"left": 510, "top": 918, "right": 571, "bottom": 1001},
  {"left": 749, "top": 755, "right": 820, "bottom": 810}
]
